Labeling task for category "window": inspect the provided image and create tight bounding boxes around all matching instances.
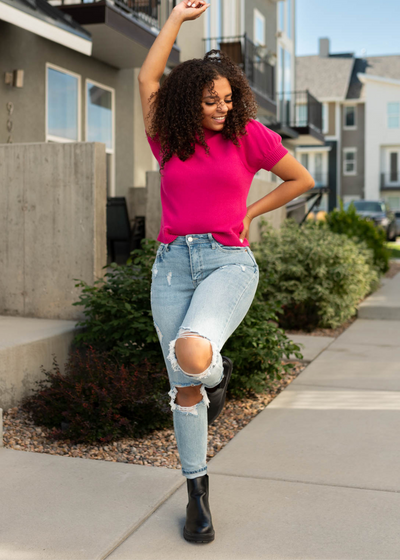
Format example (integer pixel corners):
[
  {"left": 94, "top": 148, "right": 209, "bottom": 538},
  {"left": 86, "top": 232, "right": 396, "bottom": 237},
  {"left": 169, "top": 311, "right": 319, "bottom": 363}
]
[
  {"left": 315, "top": 153, "right": 323, "bottom": 185},
  {"left": 205, "top": 5, "right": 211, "bottom": 52},
  {"left": 390, "top": 152, "right": 398, "bottom": 182},
  {"left": 296, "top": 103, "right": 307, "bottom": 126},
  {"left": 254, "top": 9, "right": 265, "bottom": 63},
  {"left": 216, "top": 0, "right": 222, "bottom": 38},
  {"left": 300, "top": 153, "right": 309, "bottom": 169},
  {"left": 278, "top": 0, "right": 285, "bottom": 32},
  {"left": 322, "top": 103, "right": 329, "bottom": 133},
  {"left": 287, "top": 0, "right": 291, "bottom": 38},
  {"left": 343, "top": 148, "right": 357, "bottom": 175},
  {"left": 344, "top": 105, "right": 356, "bottom": 128},
  {"left": 254, "top": 9, "right": 265, "bottom": 47},
  {"left": 46, "top": 64, "right": 80, "bottom": 142},
  {"left": 86, "top": 79, "right": 115, "bottom": 196},
  {"left": 388, "top": 102, "right": 400, "bottom": 129}
]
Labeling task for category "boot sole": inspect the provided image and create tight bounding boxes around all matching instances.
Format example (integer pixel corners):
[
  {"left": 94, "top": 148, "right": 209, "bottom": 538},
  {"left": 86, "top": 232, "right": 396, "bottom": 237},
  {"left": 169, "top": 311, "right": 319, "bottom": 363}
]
[{"left": 183, "top": 527, "right": 215, "bottom": 543}]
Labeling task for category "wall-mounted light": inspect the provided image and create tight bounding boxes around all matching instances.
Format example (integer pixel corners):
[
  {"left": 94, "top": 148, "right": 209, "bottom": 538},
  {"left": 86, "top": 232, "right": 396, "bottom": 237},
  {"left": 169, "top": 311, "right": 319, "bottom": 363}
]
[{"left": 4, "top": 70, "right": 24, "bottom": 88}]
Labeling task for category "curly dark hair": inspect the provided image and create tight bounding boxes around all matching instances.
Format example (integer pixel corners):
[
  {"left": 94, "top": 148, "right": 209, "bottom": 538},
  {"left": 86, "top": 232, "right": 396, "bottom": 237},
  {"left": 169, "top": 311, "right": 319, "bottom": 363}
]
[{"left": 147, "top": 49, "right": 258, "bottom": 173}]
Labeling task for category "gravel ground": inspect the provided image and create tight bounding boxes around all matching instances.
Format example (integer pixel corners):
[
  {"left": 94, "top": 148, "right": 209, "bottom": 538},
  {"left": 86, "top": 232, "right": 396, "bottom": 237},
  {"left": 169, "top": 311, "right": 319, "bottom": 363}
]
[{"left": 3, "top": 362, "right": 306, "bottom": 470}]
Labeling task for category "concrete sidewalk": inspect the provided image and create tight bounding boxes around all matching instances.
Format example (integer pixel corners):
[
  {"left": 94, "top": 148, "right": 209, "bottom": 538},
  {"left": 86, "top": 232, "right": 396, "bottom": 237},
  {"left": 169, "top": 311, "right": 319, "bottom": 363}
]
[{"left": 1, "top": 275, "right": 400, "bottom": 559}]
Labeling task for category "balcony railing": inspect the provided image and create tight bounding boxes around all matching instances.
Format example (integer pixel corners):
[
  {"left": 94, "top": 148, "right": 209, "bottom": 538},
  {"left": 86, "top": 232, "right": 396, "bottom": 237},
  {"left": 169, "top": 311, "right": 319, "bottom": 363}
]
[
  {"left": 50, "top": 0, "right": 161, "bottom": 29},
  {"left": 202, "top": 33, "right": 275, "bottom": 102},
  {"left": 381, "top": 172, "right": 400, "bottom": 189},
  {"left": 278, "top": 91, "right": 322, "bottom": 133}
]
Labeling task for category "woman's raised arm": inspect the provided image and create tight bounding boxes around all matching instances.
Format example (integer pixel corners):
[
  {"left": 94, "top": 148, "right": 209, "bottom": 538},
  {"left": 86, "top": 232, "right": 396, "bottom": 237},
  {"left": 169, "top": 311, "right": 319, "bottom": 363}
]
[{"left": 137, "top": 1, "right": 210, "bottom": 134}]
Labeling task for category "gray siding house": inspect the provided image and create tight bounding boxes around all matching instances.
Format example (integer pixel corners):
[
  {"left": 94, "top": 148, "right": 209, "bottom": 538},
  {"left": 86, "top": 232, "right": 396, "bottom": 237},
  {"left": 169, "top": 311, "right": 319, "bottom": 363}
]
[{"left": 297, "top": 38, "right": 400, "bottom": 212}]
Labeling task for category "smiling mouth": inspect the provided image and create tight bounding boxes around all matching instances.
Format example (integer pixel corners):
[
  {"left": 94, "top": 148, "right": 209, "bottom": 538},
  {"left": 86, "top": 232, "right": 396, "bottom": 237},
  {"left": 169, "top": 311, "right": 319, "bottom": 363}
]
[{"left": 212, "top": 116, "right": 226, "bottom": 122}]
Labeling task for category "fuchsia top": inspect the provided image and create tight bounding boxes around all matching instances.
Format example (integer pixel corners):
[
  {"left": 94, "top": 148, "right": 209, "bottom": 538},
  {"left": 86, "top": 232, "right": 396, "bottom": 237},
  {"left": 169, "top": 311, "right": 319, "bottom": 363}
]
[{"left": 145, "top": 118, "right": 288, "bottom": 248}]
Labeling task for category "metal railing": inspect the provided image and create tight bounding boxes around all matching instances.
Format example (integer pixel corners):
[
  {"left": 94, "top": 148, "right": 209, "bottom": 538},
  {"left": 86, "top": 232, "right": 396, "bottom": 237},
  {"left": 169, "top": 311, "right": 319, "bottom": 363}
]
[
  {"left": 277, "top": 90, "right": 322, "bottom": 133},
  {"left": 381, "top": 172, "right": 400, "bottom": 188},
  {"left": 50, "top": 0, "right": 161, "bottom": 28},
  {"left": 202, "top": 33, "right": 275, "bottom": 102}
]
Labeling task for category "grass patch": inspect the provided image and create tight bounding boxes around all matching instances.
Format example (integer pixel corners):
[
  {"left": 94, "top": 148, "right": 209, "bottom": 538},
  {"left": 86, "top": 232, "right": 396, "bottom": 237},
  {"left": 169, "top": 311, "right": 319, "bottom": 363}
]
[{"left": 387, "top": 241, "right": 400, "bottom": 259}]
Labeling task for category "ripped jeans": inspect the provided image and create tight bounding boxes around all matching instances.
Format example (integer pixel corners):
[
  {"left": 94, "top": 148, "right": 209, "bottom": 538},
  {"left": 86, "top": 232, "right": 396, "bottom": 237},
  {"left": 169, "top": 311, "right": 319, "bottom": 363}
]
[{"left": 150, "top": 233, "right": 259, "bottom": 479}]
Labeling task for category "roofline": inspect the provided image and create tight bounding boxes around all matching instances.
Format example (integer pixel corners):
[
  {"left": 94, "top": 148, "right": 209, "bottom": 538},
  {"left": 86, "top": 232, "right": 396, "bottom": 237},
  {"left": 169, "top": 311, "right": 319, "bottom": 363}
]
[
  {"left": 0, "top": 0, "right": 92, "bottom": 55},
  {"left": 357, "top": 72, "right": 400, "bottom": 87}
]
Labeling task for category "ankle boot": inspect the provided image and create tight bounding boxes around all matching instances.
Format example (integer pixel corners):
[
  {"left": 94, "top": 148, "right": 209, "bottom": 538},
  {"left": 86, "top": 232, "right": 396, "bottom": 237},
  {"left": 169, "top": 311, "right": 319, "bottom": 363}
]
[
  {"left": 183, "top": 473, "right": 215, "bottom": 543},
  {"left": 206, "top": 356, "right": 233, "bottom": 425}
]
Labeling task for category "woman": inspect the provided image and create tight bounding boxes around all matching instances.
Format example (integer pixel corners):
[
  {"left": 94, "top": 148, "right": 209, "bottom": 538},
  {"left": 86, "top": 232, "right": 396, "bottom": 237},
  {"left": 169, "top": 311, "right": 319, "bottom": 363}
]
[{"left": 138, "top": 0, "right": 314, "bottom": 544}]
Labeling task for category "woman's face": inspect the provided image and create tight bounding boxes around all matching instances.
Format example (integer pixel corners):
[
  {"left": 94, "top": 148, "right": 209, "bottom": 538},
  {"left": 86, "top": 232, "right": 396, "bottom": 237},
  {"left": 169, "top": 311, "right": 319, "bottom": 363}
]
[{"left": 201, "top": 77, "right": 233, "bottom": 131}]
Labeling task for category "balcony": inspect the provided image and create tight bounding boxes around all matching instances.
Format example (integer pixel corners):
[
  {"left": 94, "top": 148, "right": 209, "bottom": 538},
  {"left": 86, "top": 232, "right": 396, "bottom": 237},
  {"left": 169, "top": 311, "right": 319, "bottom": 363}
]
[
  {"left": 49, "top": 0, "right": 180, "bottom": 68},
  {"left": 381, "top": 173, "right": 400, "bottom": 190},
  {"left": 269, "top": 91, "right": 325, "bottom": 146},
  {"left": 202, "top": 34, "right": 276, "bottom": 115}
]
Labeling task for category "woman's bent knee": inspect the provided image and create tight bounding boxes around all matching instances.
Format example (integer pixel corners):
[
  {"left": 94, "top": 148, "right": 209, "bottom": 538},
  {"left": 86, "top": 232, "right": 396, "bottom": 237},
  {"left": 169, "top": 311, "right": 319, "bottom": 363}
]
[
  {"left": 175, "top": 385, "right": 202, "bottom": 407},
  {"left": 174, "top": 334, "right": 213, "bottom": 374}
]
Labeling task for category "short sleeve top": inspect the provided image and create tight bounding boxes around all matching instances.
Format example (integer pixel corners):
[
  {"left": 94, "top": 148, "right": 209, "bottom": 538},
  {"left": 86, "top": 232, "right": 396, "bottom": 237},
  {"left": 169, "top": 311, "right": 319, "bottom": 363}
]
[{"left": 146, "top": 118, "right": 288, "bottom": 247}]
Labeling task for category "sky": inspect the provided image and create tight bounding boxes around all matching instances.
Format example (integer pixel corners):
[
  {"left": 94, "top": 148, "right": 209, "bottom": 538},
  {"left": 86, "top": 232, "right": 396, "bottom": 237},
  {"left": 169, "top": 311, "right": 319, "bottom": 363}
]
[{"left": 296, "top": 0, "right": 400, "bottom": 58}]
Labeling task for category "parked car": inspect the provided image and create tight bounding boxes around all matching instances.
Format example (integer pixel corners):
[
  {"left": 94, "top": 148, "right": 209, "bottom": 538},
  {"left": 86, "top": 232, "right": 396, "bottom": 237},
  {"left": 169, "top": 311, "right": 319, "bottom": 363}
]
[
  {"left": 395, "top": 211, "right": 400, "bottom": 238},
  {"left": 344, "top": 200, "right": 397, "bottom": 241}
]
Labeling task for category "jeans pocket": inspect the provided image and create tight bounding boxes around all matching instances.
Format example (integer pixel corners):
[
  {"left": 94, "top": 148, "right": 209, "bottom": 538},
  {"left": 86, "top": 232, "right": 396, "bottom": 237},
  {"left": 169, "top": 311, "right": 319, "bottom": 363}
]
[{"left": 214, "top": 241, "right": 248, "bottom": 253}]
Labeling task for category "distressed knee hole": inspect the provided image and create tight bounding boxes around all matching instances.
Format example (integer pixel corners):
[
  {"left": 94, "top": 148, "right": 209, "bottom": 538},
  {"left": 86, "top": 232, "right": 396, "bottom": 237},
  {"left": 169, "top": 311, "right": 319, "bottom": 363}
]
[
  {"left": 167, "top": 328, "right": 219, "bottom": 378},
  {"left": 168, "top": 385, "right": 210, "bottom": 416}
]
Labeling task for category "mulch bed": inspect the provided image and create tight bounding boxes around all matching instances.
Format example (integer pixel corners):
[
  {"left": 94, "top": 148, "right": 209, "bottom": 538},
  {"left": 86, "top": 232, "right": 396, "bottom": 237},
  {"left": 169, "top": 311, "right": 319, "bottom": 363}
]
[{"left": 3, "top": 362, "right": 305, "bottom": 469}]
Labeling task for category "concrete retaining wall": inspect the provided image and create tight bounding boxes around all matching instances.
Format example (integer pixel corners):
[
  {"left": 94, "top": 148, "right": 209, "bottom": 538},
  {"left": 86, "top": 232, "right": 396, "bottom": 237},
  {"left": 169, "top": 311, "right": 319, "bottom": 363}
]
[{"left": 0, "top": 142, "right": 107, "bottom": 320}]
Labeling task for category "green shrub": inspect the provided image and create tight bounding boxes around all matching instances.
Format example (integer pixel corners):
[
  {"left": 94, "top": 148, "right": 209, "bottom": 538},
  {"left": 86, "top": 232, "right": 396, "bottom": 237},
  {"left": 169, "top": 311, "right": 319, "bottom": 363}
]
[
  {"left": 225, "top": 283, "right": 303, "bottom": 398},
  {"left": 252, "top": 218, "right": 380, "bottom": 331},
  {"left": 20, "top": 345, "right": 172, "bottom": 444},
  {"left": 71, "top": 237, "right": 303, "bottom": 402},
  {"left": 72, "top": 239, "right": 164, "bottom": 368},
  {"left": 323, "top": 199, "right": 390, "bottom": 274}
]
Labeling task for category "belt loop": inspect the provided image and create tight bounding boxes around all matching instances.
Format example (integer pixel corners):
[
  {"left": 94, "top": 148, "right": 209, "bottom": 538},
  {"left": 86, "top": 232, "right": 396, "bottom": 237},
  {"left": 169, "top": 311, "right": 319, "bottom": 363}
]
[{"left": 207, "top": 233, "right": 214, "bottom": 242}]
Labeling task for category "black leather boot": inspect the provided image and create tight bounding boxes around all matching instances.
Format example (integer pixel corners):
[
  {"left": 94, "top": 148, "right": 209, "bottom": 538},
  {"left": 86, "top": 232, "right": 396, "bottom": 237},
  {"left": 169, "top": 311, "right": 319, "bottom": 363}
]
[
  {"left": 206, "top": 356, "right": 233, "bottom": 425},
  {"left": 183, "top": 473, "right": 215, "bottom": 543}
]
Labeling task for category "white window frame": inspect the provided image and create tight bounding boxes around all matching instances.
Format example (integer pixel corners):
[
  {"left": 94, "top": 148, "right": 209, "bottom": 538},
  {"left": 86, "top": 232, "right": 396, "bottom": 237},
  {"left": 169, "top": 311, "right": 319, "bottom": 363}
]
[
  {"left": 387, "top": 102, "right": 400, "bottom": 129},
  {"left": 322, "top": 102, "right": 329, "bottom": 134},
  {"left": 85, "top": 78, "right": 116, "bottom": 197},
  {"left": 45, "top": 62, "right": 81, "bottom": 143},
  {"left": 343, "top": 105, "right": 357, "bottom": 130},
  {"left": 343, "top": 147, "right": 357, "bottom": 176}
]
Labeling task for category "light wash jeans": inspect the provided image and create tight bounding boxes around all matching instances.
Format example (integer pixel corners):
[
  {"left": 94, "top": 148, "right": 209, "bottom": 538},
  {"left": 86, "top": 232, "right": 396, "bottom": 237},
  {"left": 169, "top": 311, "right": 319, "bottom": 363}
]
[{"left": 150, "top": 233, "right": 259, "bottom": 479}]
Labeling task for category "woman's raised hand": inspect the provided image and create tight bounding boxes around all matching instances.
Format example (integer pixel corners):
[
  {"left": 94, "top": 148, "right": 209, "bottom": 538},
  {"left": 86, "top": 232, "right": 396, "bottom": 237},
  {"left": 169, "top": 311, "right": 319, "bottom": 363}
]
[{"left": 173, "top": 0, "right": 210, "bottom": 23}]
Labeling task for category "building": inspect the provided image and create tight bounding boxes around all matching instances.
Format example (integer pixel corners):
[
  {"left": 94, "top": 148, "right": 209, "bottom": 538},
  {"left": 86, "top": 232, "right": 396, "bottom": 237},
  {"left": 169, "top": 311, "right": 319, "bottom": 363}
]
[
  {"left": 1, "top": 0, "right": 325, "bottom": 248},
  {"left": 297, "top": 37, "right": 400, "bottom": 212}
]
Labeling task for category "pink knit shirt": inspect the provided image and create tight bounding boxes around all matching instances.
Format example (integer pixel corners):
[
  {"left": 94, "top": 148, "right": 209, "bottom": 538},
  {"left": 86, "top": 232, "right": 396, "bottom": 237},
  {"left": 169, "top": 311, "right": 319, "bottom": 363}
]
[{"left": 145, "top": 118, "right": 288, "bottom": 248}]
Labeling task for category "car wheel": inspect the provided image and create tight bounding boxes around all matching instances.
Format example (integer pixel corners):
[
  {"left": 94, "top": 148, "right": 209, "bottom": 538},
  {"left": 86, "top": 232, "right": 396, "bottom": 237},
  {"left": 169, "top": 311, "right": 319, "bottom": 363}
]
[{"left": 389, "top": 225, "right": 397, "bottom": 241}]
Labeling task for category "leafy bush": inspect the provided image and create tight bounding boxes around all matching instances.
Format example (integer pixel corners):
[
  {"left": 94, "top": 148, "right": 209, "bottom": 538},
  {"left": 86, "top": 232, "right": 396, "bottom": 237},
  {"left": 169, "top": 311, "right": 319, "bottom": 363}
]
[
  {"left": 252, "top": 218, "right": 380, "bottom": 331},
  {"left": 323, "top": 199, "right": 390, "bottom": 274},
  {"left": 225, "top": 280, "right": 303, "bottom": 398},
  {"left": 71, "top": 238, "right": 303, "bottom": 402},
  {"left": 20, "top": 345, "right": 172, "bottom": 444},
  {"left": 72, "top": 239, "right": 163, "bottom": 368}
]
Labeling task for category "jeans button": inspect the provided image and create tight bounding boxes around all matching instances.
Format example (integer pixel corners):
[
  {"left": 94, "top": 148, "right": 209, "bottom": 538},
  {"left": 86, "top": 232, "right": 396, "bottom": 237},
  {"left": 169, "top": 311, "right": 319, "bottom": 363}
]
[{"left": 188, "top": 236, "right": 193, "bottom": 242}]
